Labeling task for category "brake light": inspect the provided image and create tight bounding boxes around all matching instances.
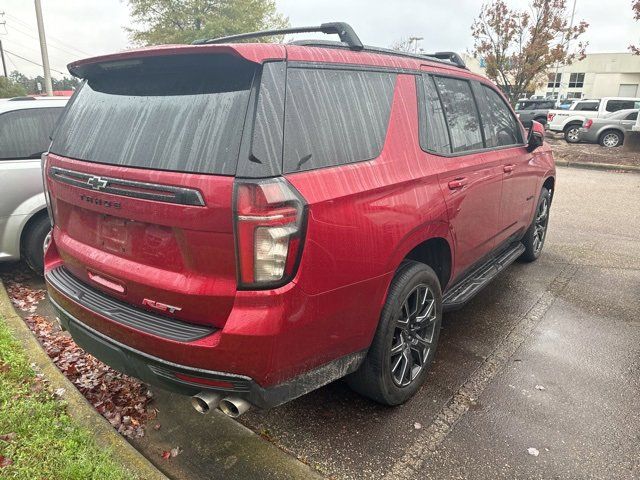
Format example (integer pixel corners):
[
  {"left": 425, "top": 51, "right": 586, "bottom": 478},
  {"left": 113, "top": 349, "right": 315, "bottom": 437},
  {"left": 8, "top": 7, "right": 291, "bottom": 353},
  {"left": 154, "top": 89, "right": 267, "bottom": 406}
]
[
  {"left": 583, "top": 119, "right": 593, "bottom": 129},
  {"left": 234, "top": 178, "right": 307, "bottom": 289},
  {"left": 547, "top": 113, "right": 555, "bottom": 122}
]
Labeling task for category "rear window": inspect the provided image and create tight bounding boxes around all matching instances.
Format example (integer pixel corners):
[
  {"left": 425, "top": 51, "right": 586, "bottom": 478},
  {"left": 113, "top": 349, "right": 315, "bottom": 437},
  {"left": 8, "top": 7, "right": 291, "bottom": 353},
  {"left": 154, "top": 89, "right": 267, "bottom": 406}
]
[
  {"left": 283, "top": 68, "right": 396, "bottom": 173},
  {"left": 605, "top": 99, "right": 640, "bottom": 112},
  {"left": 0, "top": 107, "right": 63, "bottom": 160},
  {"left": 573, "top": 101, "right": 599, "bottom": 112},
  {"left": 50, "top": 54, "right": 256, "bottom": 175}
]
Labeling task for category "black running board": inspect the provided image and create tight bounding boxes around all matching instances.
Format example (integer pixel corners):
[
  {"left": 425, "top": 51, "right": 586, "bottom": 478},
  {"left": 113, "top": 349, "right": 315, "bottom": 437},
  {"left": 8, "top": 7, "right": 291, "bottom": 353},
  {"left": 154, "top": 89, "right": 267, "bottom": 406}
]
[{"left": 443, "top": 242, "right": 525, "bottom": 311}]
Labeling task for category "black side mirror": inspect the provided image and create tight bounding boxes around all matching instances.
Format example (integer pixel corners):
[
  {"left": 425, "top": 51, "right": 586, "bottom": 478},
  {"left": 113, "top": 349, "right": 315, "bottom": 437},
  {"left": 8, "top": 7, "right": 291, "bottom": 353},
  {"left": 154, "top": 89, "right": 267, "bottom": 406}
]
[{"left": 527, "top": 120, "right": 545, "bottom": 152}]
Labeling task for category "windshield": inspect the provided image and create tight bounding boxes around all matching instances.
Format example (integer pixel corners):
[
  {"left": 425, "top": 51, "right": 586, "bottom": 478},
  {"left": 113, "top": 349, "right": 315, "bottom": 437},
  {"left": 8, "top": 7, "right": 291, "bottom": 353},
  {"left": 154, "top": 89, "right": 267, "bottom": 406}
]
[{"left": 50, "top": 54, "right": 256, "bottom": 175}]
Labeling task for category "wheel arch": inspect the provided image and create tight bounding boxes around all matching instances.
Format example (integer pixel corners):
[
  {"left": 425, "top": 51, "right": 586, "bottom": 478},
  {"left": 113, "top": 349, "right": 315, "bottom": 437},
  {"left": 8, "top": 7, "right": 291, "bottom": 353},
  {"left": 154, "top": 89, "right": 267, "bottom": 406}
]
[
  {"left": 403, "top": 238, "right": 452, "bottom": 291},
  {"left": 20, "top": 208, "right": 49, "bottom": 254}
]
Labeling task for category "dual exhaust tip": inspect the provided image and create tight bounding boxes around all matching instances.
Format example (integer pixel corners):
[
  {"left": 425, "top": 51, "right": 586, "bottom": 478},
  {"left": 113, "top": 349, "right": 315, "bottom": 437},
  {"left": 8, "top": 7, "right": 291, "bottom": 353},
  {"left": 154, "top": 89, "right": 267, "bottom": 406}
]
[{"left": 191, "top": 391, "right": 251, "bottom": 418}]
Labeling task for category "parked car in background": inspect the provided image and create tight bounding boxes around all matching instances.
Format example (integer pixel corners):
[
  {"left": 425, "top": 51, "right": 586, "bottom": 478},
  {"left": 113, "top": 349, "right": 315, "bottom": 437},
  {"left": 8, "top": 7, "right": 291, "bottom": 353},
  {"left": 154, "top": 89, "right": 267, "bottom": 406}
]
[
  {"left": 515, "top": 99, "right": 557, "bottom": 128},
  {"left": 578, "top": 109, "right": 638, "bottom": 147},
  {"left": 557, "top": 99, "right": 578, "bottom": 110},
  {"left": 43, "top": 22, "right": 555, "bottom": 415},
  {"left": 0, "top": 96, "right": 68, "bottom": 273},
  {"left": 547, "top": 97, "right": 640, "bottom": 143}
]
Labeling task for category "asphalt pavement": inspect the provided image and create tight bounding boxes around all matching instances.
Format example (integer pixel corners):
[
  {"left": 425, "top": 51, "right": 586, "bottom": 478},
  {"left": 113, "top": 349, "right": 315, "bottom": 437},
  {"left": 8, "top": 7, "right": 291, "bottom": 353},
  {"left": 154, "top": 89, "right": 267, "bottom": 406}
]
[{"left": 5, "top": 166, "right": 639, "bottom": 479}]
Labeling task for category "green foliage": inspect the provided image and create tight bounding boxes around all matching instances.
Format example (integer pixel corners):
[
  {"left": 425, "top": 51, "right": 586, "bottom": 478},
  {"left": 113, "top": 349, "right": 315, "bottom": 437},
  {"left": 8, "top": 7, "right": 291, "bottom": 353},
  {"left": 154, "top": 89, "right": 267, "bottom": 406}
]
[
  {"left": 126, "top": 0, "right": 289, "bottom": 46},
  {"left": 0, "top": 316, "right": 135, "bottom": 479},
  {"left": 0, "top": 77, "right": 27, "bottom": 99},
  {"left": 8, "top": 71, "right": 80, "bottom": 95}
]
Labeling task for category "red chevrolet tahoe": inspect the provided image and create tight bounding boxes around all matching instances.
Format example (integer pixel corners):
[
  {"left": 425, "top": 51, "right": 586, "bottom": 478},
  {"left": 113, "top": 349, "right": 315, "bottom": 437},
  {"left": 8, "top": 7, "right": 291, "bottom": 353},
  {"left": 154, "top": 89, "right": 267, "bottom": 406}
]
[{"left": 43, "top": 23, "right": 554, "bottom": 417}]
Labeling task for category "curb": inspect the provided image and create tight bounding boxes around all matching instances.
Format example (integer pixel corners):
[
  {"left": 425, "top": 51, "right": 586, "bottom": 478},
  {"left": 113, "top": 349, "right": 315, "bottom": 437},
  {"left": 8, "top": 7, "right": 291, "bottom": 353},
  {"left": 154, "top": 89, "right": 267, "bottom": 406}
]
[
  {"left": 555, "top": 159, "right": 640, "bottom": 173},
  {"left": 0, "top": 281, "right": 168, "bottom": 480}
]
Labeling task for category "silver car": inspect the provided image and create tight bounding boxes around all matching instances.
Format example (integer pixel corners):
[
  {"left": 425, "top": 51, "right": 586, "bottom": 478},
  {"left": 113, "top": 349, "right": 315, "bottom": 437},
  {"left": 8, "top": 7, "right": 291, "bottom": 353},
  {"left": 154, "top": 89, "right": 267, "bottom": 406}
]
[
  {"left": 578, "top": 108, "right": 638, "bottom": 147},
  {"left": 0, "top": 96, "right": 68, "bottom": 273}
]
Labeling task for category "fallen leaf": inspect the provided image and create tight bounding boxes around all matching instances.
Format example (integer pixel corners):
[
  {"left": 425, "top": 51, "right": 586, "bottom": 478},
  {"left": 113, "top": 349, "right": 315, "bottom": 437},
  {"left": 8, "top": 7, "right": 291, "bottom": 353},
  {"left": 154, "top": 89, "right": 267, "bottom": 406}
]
[
  {"left": 161, "top": 451, "right": 171, "bottom": 460},
  {"left": 0, "top": 455, "right": 13, "bottom": 467},
  {"left": 170, "top": 447, "right": 182, "bottom": 458},
  {"left": 154, "top": 424, "right": 161, "bottom": 431},
  {"left": 0, "top": 433, "right": 17, "bottom": 442}
]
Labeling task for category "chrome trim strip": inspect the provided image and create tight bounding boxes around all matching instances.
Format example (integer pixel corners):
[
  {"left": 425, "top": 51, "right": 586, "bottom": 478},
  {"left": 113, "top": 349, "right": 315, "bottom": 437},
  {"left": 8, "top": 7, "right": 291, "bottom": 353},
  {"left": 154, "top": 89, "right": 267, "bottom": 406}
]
[{"left": 49, "top": 166, "right": 205, "bottom": 206}]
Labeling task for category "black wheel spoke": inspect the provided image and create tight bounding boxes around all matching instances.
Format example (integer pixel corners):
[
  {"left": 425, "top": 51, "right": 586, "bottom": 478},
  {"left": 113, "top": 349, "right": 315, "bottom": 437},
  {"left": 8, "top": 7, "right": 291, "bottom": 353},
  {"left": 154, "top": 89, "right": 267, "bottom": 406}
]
[{"left": 390, "top": 283, "right": 437, "bottom": 387}]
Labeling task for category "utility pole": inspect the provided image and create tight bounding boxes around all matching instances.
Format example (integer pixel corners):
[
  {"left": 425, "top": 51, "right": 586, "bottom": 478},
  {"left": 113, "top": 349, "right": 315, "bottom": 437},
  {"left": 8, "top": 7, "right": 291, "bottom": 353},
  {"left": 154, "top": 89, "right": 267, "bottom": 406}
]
[
  {"left": 0, "top": 40, "right": 7, "bottom": 77},
  {"left": 34, "top": 0, "right": 53, "bottom": 96}
]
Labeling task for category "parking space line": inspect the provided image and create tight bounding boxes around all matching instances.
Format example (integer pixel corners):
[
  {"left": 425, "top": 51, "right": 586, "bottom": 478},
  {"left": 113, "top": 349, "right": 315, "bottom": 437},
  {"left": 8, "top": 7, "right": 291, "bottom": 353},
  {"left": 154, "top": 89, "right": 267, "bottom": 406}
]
[{"left": 389, "top": 263, "right": 578, "bottom": 478}]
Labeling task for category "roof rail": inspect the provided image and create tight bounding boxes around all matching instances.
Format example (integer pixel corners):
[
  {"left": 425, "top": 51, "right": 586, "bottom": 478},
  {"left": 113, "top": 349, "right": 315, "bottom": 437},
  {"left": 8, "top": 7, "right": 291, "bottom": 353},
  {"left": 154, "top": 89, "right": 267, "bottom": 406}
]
[
  {"left": 423, "top": 52, "right": 466, "bottom": 69},
  {"left": 289, "top": 40, "right": 468, "bottom": 70},
  {"left": 192, "top": 22, "right": 364, "bottom": 51}
]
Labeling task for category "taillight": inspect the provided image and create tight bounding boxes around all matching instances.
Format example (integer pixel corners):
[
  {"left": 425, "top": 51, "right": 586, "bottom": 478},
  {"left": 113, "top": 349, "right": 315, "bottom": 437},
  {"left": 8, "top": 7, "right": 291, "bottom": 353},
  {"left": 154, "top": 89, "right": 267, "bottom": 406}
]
[
  {"left": 583, "top": 119, "right": 593, "bottom": 129},
  {"left": 547, "top": 113, "right": 555, "bottom": 122},
  {"left": 41, "top": 153, "right": 54, "bottom": 226},
  {"left": 234, "top": 178, "right": 307, "bottom": 289}
]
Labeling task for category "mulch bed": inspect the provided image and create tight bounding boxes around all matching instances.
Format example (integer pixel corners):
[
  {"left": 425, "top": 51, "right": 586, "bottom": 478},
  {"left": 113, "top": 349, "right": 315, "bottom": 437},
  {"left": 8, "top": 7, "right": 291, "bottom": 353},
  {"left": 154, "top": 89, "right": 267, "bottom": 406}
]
[
  {"left": 545, "top": 133, "right": 640, "bottom": 167},
  {"left": 1, "top": 268, "right": 155, "bottom": 438}
]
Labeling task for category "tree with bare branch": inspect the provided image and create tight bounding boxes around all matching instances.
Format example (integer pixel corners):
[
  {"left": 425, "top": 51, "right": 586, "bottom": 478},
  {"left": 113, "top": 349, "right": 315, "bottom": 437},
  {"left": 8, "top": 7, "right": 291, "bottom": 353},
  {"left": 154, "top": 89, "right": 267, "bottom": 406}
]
[{"left": 471, "top": 0, "right": 588, "bottom": 102}]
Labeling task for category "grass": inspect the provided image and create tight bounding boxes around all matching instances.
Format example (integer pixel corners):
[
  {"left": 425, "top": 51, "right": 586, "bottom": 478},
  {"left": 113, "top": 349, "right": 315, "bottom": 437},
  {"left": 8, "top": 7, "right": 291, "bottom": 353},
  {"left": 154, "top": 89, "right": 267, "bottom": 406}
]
[{"left": 0, "top": 313, "right": 135, "bottom": 480}]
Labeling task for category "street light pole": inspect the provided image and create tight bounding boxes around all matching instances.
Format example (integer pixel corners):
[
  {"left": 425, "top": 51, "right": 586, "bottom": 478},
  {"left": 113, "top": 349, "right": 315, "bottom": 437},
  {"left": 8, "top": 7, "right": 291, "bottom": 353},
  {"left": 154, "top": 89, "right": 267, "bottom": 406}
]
[{"left": 34, "top": 0, "right": 53, "bottom": 96}]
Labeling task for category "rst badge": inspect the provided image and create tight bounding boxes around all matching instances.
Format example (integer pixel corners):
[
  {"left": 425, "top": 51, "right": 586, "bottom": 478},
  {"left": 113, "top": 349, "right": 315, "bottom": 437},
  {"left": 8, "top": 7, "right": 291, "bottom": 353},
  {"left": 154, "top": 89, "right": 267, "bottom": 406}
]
[{"left": 142, "top": 298, "right": 182, "bottom": 314}]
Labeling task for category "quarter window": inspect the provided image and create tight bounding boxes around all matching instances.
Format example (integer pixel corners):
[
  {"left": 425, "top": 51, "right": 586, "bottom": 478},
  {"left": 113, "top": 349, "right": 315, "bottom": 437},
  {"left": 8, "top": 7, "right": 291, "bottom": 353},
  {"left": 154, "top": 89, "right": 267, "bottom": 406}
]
[
  {"left": 433, "top": 76, "right": 484, "bottom": 153},
  {"left": 477, "top": 85, "right": 522, "bottom": 147},
  {"left": 0, "top": 107, "right": 63, "bottom": 160},
  {"left": 574, "top": 101, "right": 599, "bottom": 111},
  {"left": 418, "top": 75, "right": 451, "bottom": 154},
  {"left": 626, "top": 111, "right": 638, "bottom": 121},
  {"left": 283, "top": 68, "right": 396, "bottom": 173}
]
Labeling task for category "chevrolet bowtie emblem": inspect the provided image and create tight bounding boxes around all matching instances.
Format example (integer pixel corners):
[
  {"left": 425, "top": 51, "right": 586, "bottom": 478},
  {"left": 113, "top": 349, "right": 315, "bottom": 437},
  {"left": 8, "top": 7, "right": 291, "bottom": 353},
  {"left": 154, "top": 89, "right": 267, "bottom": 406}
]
[{"left": 87, "top": 175, "right": 108, "bottom": 191}]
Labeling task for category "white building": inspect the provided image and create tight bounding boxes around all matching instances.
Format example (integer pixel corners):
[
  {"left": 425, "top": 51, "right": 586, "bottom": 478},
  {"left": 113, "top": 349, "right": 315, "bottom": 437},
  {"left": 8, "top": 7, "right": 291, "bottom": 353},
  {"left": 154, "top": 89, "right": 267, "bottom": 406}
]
[{"left": 462, "top": 52, "right": 640, "bottom": 100}]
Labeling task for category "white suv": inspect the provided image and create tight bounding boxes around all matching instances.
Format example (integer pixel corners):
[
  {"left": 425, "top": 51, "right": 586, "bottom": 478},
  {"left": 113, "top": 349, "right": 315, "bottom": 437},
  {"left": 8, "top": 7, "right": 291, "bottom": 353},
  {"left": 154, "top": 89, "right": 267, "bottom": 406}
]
[
  {"left": 0, "top": 96, "right": 68, "bottom": 273},
  {"left": 547, "top": 97, "right": 640, "bottom": 143}
]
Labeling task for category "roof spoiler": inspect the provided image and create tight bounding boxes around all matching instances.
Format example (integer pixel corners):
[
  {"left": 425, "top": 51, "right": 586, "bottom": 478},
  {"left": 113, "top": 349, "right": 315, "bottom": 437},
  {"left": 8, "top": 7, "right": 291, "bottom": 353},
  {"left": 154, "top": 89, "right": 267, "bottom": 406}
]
[{"left": 192, "top": 22, "right": 364, "bottom": 51}]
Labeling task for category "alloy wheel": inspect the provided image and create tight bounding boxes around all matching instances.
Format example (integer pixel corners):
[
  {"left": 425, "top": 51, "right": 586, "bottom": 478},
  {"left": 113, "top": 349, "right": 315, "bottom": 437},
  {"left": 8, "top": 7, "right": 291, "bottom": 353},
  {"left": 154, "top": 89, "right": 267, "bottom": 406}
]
[
  {"left": 389, "top": 284, "right": 437, "bottom": 387},
  {"left": 533, "top": 196, "right": 549, "bottom": 254},
  {"left": 602, "top": 133, "right": 620, "bottom": 148},
  {"left": 567, "top": 128, "right": 579, "bottom": 142}
]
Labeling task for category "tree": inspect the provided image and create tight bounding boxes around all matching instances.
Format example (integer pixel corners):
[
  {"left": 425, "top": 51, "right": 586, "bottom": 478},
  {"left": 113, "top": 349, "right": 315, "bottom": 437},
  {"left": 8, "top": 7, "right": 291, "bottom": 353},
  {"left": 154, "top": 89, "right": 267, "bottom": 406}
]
[
  {"left": 8, "top": 70, "right": 79, "bottom": 94},
  {"left": 631, "top": 0, "right": 640, "bottom": 54},
  {"left": 126, "top": 0, "right": 289, "bottom": 46},
  {"left": 390, "top": 37, "right": 423, "bottom": 54},
  {"left": 0, "top": 76, "right": 27, "bottom": 98},
  {"left": 471, "top": 0, "right": 588, "bottom": 102}
]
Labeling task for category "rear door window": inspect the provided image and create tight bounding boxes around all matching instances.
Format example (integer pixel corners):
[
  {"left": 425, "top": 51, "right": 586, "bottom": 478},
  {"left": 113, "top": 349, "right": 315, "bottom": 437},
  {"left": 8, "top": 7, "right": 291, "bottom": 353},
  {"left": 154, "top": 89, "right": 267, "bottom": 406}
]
[
  {"left": 432, "top": 76, "right": 484, "bottom": 153},
  {"left": 283, "top": 68, "right": 396, "bottom": 173},
  {"left": 417, "top": 75, "right": 451, "bottom": 154},
  {"left": 0, "top": 107, "right": 63, "bottom": 160},
  {"left": 626, "top": 111, "right": 638, "bottom": 121},
  {"left": 476, "top": 84, "right": 523, "bottom": 148},
  {"left": 50, "top": 54, "right": 256, "bottom": 175},
  {"left": 606, "top": 100, "right": 640, "bottom": 112}
]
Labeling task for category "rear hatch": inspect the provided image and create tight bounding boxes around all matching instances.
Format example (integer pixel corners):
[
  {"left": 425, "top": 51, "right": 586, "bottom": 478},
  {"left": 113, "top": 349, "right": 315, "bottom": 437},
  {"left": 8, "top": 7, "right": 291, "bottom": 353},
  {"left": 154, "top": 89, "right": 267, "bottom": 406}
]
[{"left": 46, "top": 49, "right": 267, "bottom": 329}]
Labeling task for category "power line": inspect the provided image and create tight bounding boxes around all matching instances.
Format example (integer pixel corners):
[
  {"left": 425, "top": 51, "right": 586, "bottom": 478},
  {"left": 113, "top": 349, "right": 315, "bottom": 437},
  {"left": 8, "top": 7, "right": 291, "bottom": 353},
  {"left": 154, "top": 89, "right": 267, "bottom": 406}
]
[
  {"left": 4, "top": 12, "right": 92, "bottom": 57},
  {"left": 4, "top": 17, "right": 88, "bottom": 59},
  {"left": 3, "top": 48, "right": 66, "bottom": 75}
]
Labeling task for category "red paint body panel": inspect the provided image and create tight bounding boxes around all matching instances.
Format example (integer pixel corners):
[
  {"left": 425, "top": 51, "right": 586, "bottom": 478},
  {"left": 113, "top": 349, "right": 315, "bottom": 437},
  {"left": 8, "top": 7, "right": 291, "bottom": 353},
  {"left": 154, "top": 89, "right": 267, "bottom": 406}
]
[{"left": 45, "top": 42, "right": 556, "bottom": 393}]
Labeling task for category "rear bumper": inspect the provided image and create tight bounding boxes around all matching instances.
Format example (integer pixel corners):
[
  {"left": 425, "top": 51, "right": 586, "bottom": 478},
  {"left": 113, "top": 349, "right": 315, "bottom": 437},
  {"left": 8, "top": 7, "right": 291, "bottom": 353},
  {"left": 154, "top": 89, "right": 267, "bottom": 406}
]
[
  {"left": 50, "top": 293, "right": 365, "bottom": 408},
  {"left": 578, "top": 128, "right": 598, "bottom": 143}
]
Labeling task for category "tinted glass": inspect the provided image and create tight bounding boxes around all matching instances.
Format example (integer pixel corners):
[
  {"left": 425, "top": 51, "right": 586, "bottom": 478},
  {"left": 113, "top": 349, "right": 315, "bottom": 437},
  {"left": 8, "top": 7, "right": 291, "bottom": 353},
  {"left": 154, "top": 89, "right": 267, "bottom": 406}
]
[
  {"left": 283, "top": 68, "right": 396, "bottom": 173},
  {"left": 606, "top": 100, "right": 640, "bottom": 112},
  {"left": 433, "top": 76, "right": 483, "bottom": 153},
  {"left": 418, "top": 75, "right": 451, "bottom": 154},
  {"left": 50, "top": 55, "right": 256, "bottom": 175},
  {"left": 0, "top": 107, "right": 63, "bottom": 160},
  {"left": 574, "top": 101, "right": 599, "bottom": 111},
  {"left": 627, "top": 111, "right": 638, "bottom": 121},
  {"left": 478, "top": 85, "right": 522, "bottom": 147}
]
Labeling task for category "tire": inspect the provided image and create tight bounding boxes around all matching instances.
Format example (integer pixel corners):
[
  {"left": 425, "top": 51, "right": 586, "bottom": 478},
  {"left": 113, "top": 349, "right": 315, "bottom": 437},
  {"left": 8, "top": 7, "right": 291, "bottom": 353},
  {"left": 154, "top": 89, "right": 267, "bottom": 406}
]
[
  {"left": 599, "top": 130, "right": 623, "bottom": 148},
  {"left": 563, "top": 124, "right": 581, "bottom": 143},
  {"left": 21, "top": 214, "right": 51, "bottom": 275},
  {"left": 520, "top": 188, "right": 551, "bottom": 262},
  {"left": 346, "top": 261, "right": 442, "bottom": 405}
]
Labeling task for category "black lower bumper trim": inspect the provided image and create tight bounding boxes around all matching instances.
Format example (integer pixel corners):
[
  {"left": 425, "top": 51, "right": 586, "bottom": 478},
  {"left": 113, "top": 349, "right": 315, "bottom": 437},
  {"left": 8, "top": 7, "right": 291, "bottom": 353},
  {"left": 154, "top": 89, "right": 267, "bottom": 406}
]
[{"left": 50, "top": 298, "right": 366, "bottom": 409}]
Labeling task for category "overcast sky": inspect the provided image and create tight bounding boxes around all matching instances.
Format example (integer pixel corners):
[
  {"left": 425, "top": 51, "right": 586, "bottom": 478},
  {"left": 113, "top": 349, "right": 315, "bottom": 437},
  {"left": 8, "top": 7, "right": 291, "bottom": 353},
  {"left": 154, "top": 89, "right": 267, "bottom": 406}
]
[{"left": 0, "top": 0, "right": 638, "bottom": 78}]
